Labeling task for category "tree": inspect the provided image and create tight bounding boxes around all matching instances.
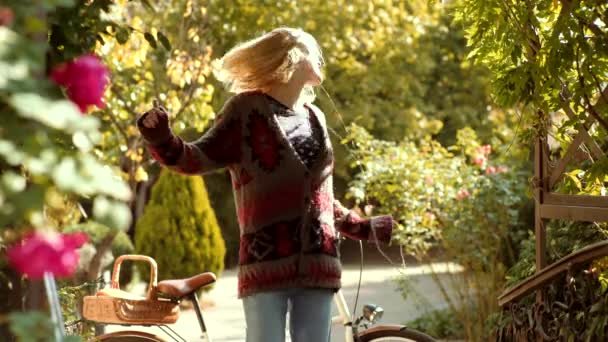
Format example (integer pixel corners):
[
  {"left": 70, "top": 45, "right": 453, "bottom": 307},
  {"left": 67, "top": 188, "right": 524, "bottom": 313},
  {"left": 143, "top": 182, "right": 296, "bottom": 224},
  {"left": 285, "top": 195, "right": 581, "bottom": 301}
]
[
  {"left": 92, "top": 0, "right": 218, "bottom": 230},
  {"left": 197, "top": 1, "right": 509, "bottom": 264},
  {"left": 456, "top": 0, "right": 608, "bottom": 183},
  {"left": 454, "top": 0, "right": 608, "bottom": 339},
  {"left": 135, "top": 169, "right": 225, "bottom": 283},
  {"left": 206, "top": 1, "right": 495, "bottom": 140},
  {"left": 204, "top": 0, "right": 503, "bottom": 190}
]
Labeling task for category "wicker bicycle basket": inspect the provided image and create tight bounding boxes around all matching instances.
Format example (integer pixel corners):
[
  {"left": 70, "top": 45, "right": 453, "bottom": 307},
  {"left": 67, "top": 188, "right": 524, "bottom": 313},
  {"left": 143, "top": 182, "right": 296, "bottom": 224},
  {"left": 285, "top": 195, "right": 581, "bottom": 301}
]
[{"left": 83, "top": 255, "right": 180, "bottom": 325}]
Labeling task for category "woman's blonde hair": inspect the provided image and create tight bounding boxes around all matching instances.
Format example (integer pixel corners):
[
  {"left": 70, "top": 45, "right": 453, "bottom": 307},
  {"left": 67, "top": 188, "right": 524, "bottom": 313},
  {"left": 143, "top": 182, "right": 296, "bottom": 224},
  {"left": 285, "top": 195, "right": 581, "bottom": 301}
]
[{"left": 214, "top": 27, "right": 323, "bottom": 104}]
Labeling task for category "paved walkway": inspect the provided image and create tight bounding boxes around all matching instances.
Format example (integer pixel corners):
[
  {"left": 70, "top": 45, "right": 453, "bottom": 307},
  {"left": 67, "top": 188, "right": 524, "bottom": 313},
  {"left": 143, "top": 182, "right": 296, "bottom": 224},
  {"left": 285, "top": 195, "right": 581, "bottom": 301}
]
[{"left": 105, "top": 262, "right": 461, "bottom": 341}]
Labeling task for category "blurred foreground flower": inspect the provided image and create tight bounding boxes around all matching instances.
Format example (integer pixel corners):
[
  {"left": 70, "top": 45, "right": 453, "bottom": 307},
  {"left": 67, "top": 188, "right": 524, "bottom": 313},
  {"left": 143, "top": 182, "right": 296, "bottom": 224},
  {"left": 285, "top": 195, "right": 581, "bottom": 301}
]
[
  {"left": 51, "top": 54, "right": 109, "bottom": 113},
  {"left": 6, "top": 231, "right": 89, "bottom": 279},
  {"left": 0, "top": 7, "right": 13, "bottom": 27}
]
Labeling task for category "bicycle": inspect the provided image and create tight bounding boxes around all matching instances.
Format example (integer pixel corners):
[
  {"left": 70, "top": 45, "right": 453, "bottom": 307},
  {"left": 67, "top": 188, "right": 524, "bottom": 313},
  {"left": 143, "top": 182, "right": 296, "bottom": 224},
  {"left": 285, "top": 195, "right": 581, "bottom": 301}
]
[{"left": 82, "top": 254, "right": 436, "bottom": 342}]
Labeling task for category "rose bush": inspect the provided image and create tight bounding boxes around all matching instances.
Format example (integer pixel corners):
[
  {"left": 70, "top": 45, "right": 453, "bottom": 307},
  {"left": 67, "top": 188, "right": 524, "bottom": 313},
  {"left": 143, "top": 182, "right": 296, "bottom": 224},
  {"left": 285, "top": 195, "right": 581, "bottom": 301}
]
[
  {"left": 344, "top": 124, "right": 531, "bottom": 340},
  {"left": 0, "top": 0, "right": 134, "bottom": 340}
]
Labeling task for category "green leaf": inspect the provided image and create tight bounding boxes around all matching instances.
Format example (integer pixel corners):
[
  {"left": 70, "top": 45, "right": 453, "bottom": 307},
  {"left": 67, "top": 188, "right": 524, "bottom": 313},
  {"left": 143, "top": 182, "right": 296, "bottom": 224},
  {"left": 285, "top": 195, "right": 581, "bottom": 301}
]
[
  {"left": 0, "top": 140, "right": 25, "bottom": 166},
  {"left": 590, "top": 301, "right": 603, "bottom": 313},
  {"left": 45, "top": 0, "right": 76, "bottom": 8},
  {"left": 2, "top": 171, "right": 26, "bottom": 193},
  {"left": 565, "top": 171, "right": 583, "bottom": 191},
  {"left": 93, "top": 196, "right": 132, "bottom": 231},
  {"left": 10, "top": 93, "right": 100, "bottom": 133},
  {"left": 157, "top": 32, "right": 171, "bottom": 51},
  {"left": 24, "top": 17, "right": 48, "bottom": 34},
  {"left": 72, "top": 132, "right": 93, "bottom": 152},
  {"left": 116, "top": 27, "right": 130, "bottom": 44},
  {"left": 25, "top": 149, "right": 58, "bottom": 176},
  {"left": 8, "top": 311, "right": 54, "bottom": 341},
  {"left": 96, "top": 33, "right": 106, "bottom": 45},
  {"left": 144, "top": 32, "right": 157, "bottom": 49},
  {"left": 140, "top": 0, "right": 155, "bottom": 11}
]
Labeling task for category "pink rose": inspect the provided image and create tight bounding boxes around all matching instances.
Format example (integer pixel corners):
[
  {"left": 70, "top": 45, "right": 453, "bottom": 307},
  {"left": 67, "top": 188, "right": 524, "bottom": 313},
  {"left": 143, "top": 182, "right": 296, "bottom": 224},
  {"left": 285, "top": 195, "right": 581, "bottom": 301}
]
[
  {"left": 497, "top": 165, "right": 508, "bottom": 173},
  {"left": 6, "top": 231, "right": 89, "bottom": 280},
  {"left": 485, "top": 166, "right": 497, "bottom": 175},
  {"left": 50, "top": 54, "right": 109, "bottom": 113},
  {"left": 473, "top": 155, "right": 486, "bottom": 166},
  {"left": 0, "top": 7, "right": 13, "bottom": 27},
  {"left": 455, "top": 189, "right": 470, "bottom": 200},
  {"left": 424, "top": 176, "right": 434, "bottom": 185},
  {"left": 482, "top": 144, "right": 492, "bottom": 156}
]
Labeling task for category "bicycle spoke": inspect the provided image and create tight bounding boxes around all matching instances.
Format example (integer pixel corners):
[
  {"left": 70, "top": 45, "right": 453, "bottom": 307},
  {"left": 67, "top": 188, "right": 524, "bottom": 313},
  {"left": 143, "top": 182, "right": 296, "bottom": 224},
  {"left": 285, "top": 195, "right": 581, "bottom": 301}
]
[{"left": 157, "top": 325, "right": 185, "bottom": 342}]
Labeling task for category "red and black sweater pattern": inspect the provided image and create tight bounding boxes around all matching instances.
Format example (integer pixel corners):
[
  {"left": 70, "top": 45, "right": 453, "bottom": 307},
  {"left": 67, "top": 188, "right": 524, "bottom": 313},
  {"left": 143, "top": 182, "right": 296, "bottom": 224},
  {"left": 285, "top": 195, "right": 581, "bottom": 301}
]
[{"left": 137, "top": 91, "right": 394, "bottom": 298}]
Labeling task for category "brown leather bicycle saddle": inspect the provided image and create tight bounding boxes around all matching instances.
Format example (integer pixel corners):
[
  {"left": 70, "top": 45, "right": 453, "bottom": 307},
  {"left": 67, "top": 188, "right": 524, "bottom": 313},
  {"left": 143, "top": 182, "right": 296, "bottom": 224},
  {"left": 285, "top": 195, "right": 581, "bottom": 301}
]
[{"left": 157, "top": 272, "right": 217, "bottom": 298}]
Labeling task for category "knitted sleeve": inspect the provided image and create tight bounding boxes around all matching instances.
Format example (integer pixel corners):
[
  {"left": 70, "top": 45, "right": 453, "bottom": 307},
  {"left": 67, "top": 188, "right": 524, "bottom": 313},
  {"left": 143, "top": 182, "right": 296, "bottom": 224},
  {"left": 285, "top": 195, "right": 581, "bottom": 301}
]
[
  {"left": 333, "top": 200, "right": 394, "bottom": 244},
  {"left": 137, "top": 96, "right": 243, "bottom": 175}
]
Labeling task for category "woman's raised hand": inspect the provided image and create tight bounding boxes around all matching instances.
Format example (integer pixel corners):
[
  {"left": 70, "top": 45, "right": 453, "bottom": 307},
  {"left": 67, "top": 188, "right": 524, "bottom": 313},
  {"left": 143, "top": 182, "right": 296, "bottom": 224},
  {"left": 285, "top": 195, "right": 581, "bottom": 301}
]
[{"left": 141, "top": 100, "right": 169, "bottom": 129}]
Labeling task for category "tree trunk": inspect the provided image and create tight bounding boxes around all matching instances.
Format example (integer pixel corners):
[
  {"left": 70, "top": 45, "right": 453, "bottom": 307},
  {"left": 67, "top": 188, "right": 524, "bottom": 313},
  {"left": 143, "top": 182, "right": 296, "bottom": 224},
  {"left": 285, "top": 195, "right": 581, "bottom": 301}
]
[{"left": 86, "top": 233, "right": 116, "bottom": 282}]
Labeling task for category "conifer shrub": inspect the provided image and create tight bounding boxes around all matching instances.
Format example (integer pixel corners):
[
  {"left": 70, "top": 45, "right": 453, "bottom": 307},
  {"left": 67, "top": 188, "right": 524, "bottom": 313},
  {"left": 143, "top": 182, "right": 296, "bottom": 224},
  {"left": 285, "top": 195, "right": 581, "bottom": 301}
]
[{"left": 135, "top": 169, "right": 226, "bottom": 289}]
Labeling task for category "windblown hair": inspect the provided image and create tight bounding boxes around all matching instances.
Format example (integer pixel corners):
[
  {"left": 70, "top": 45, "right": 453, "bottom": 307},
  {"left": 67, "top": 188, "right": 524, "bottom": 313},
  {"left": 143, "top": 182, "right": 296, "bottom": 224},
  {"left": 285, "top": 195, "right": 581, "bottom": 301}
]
[{"left": 214, "top": 27, "right": 323, "bottom": 104}]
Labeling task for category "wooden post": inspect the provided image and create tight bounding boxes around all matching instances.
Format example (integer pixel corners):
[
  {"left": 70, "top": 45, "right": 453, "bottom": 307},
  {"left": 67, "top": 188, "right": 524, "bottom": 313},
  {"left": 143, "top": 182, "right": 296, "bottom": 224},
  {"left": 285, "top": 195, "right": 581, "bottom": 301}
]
[
  {"left": 535, "top": 137, "right": 546, "bottom": 298},
  {"left": 535, "top": 136, "right": 547, "bottom": 342}
]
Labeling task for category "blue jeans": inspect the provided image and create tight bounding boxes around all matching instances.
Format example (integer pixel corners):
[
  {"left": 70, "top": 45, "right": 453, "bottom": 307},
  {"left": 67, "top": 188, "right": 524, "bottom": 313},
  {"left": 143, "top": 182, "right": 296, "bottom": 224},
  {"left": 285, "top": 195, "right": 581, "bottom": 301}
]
[{"left": 242, "top": 288, "right": 333, "bottom": 342}]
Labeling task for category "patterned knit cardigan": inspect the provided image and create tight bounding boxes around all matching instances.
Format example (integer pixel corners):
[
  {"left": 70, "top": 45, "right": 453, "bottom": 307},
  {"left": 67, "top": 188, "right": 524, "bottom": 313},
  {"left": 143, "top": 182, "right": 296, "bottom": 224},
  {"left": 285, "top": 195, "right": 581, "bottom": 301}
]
[{"left": 137, "top": 91, "right": 394, "bottom": 298}]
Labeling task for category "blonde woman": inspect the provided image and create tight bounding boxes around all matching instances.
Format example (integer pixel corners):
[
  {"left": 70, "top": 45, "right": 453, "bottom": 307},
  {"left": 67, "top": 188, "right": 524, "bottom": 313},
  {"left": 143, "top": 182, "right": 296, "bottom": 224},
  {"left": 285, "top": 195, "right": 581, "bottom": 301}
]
[{"left": 137, "top": 27, "right": 394, "bottom": 342}]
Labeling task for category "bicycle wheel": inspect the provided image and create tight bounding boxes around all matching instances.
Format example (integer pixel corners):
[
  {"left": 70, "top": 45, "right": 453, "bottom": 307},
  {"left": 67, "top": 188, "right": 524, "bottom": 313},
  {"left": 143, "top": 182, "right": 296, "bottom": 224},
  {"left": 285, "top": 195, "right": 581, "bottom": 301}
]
[
  {"left": 95, "top": 331, "right": 167, "bottom": 342},
  {"left": 357, "top": 325, "right": 436, "bottom": 342}
]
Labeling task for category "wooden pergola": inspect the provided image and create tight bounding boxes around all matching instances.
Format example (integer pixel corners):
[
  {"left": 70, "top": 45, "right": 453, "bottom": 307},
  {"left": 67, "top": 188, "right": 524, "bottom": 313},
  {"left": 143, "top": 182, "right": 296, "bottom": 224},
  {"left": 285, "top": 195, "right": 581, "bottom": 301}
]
[{"left": 497, "top": 89, "right": 608, "bottom": 339}]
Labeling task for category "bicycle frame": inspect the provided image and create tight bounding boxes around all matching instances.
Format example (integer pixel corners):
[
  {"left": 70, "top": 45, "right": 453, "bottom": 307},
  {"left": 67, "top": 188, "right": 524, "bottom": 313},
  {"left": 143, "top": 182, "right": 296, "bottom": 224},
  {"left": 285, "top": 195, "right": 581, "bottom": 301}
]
[
  {"left": 332, "top": 289, "right": 356, "bottom": 342},
  {"left": 189, "top": 292, "right": 211, "bottom": 342}
]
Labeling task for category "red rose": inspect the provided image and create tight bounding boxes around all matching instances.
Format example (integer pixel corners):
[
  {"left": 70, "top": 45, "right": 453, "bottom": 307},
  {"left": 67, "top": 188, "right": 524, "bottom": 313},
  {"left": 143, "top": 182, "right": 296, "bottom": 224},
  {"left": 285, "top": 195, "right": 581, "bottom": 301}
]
[
  {"left": 6, "top": 231, "right": 89, "bottom": 280},
  {"left": 51, "top": 54, "right": 109, "bottom": 113},
  {"left": 0, "top": 7, "right": 14, "bottom": 27}
]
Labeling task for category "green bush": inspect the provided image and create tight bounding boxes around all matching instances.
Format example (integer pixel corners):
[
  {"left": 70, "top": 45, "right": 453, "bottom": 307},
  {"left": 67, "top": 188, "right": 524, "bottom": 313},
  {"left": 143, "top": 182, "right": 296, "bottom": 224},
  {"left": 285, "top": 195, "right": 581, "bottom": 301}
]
[
  {"left": 506, "top": 221, "right": 608, "bottom": 287},
  {"left": 346, "top": 125, "right": 531, "bottom": 341},
  {"left": 135, "top": 169, "right": 225, "bottom": 288},
  {"left": 406, "top": 307, "right": 464, "bottom": 340}
]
